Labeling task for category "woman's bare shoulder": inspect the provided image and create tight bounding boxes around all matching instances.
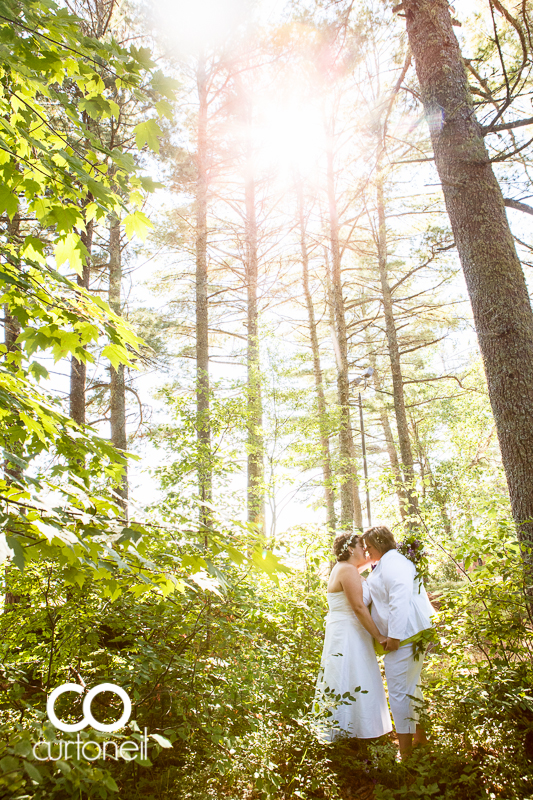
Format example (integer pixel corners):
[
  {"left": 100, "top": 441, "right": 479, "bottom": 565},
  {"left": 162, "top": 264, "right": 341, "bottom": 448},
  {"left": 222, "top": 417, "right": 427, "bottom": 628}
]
[{"left": 336, "top": 562, "right": 360, "bottom": 577}]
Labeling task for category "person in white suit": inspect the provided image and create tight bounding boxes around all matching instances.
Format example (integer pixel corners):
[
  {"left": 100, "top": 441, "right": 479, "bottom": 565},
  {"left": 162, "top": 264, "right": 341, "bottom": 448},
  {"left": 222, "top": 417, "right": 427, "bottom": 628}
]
[{"left": 363, "top": 526, "right": 435, "bottom": 759}]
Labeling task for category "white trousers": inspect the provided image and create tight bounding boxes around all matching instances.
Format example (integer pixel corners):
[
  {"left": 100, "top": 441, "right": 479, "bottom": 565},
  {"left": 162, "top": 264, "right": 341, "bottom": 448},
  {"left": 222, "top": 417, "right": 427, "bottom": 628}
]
[{"left": 384, "top": 644, "right": 425, "bottom": 735}]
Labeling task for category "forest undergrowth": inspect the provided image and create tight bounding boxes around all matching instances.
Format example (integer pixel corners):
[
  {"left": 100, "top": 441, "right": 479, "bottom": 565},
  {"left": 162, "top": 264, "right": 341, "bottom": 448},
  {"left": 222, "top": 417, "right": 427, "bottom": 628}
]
[{"left": 0, "top": 514, "right": 532, "bottom": 800}]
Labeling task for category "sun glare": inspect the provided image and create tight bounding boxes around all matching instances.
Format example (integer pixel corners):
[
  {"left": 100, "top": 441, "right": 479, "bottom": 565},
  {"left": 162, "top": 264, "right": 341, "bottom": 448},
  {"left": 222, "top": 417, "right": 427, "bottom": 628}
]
[
  {"left": 255, "top": 95, "right": 325, "bottom": 183},
  {"left": 153, "top": 0, "right": 252, "bottom": 54}
]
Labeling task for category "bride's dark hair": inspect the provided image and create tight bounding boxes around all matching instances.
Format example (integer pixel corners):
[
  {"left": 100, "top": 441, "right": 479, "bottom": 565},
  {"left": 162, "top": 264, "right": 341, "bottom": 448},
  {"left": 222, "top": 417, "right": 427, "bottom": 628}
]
[{"left": 333, "top": 532, "right": 360, "bottom": 562}]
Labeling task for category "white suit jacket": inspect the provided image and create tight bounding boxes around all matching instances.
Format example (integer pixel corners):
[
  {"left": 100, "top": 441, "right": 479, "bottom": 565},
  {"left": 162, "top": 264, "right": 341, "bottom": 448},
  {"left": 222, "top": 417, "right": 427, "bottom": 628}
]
[{"left": 363, "top": 549, "right": 434, "bottom": 641}]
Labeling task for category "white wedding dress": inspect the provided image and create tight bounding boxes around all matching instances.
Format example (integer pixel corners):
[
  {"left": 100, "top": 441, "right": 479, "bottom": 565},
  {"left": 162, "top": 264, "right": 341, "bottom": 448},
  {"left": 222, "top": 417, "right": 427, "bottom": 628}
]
[{"left": 314, "top": 590, "right": 392, "bottom": 741}]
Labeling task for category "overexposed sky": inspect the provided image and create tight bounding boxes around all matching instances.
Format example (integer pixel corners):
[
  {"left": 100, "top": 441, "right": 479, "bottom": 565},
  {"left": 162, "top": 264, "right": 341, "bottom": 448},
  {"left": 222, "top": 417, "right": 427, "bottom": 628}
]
[{"left": 152, "top": 0, "right": 288, "bottom": 56}]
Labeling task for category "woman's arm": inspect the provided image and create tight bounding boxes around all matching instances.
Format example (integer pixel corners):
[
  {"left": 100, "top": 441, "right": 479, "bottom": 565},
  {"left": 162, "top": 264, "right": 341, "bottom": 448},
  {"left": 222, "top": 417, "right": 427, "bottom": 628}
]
[{"left": 340, "top": 566, "right": 387, "bottom": 643}]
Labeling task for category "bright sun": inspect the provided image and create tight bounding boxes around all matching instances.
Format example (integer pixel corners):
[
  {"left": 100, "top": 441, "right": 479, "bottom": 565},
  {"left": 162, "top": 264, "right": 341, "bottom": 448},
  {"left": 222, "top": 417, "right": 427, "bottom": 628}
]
[
  {"left": 153, "top": 0, "right": 252, "bottom": 53},
  {"left": 254, "top": 93, "right": 326, "bottom": 184}
]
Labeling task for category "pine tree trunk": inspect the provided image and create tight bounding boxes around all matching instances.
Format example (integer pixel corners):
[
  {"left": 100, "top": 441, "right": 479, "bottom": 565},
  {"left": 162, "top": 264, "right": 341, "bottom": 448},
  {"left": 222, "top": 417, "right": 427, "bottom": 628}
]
[
  {"left": 4, "top": 216, "right": 21, "bottom": 354},
  {"left": 326, "top": 133, "right": 363, "bottom": 530},
  {"left": 404, "top": 0, "right": 533, "bottom": 577},
  {"left": 70, "top": 221, "right": 93, "bottom": 426},
  {"left": 3, "top": 309, "right": 21, "bottom": 492},
  {"left": 297, "top": 181, "right": 336, "bottom": 533},
  {"left": 4, "top": 214, "right": 22, "bottom": 606},
  {"left": 361, "top": 307, "right": 406, "bottom": 516},
  {"left": 376, "top": 171, "right": 418, "bottom": 517},
  {"left": 4, "top": 213, "right": 22, "bottom": 487},
  {"left": 244, "top": 119, "right": 264, "bottom": 528},
  {"left": 109, "top": 215, "right": 128, "bottom": 511},
  {"left": 196, "top": 56, "right": 212, "bottom": 532},
  {"left": 368, "top": 355, "right": 407, "bottom": 520}
]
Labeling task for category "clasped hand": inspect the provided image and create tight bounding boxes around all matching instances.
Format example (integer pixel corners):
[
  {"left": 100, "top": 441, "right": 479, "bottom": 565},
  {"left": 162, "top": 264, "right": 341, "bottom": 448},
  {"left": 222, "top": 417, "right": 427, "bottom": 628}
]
[{"left": 378, "top": 637, "right": 400, "bottom": 651}]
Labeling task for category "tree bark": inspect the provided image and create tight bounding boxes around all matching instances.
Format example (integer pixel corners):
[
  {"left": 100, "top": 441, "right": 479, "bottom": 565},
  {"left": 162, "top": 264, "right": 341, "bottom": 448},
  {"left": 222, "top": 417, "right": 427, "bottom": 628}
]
[
  {"left": 404, "top": 0, "right": 533, "bottom": 576},
  {"left": 4, "top": 214, "right": 21, "bottom": 358},
  {"left": 4, "top": 305, "right": 20, "bottom": 354},
  {"left": 376, "top": 170, "right": 418, "bottom": 517},
  {"left": 3, "top": 307, "right": 21, "bottom": 494},
  {"left": 366, "top": 351, "right": 407, "bottom": 520},
  {"left": 108, "top": 215, "right": 128, "bottom": 511},
  {"left": 297, "top": 180, "right": 336, "bottom": 534},
  {"left": 4, "top": 214, "right": 22, "bottom": 606},
  {"left": 326, "top": 129, "right": 363, "bottom": 531},
  {"left": 4, "top": 214, "right": 22, "bottom": 490},
  {"left": 243, "top": 100, "right": 264, "bottom": 529},
  {"left": 69, "top": 221, "right": 93, "bottom": 426},
  {"left": 196, "top": 56, "right": 212, "bottom": 532}
]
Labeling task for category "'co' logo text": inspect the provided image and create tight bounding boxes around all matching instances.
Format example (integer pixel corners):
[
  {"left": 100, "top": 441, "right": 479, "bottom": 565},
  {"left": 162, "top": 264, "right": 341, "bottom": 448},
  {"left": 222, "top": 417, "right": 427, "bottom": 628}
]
[{"left": 47, "top": 682, "right": 132, "bottom": 733}]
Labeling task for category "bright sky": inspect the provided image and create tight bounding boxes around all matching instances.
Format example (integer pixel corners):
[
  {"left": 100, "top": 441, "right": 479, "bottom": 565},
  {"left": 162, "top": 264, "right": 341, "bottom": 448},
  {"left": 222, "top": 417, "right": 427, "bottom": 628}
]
[{"left": 152, "top": 0, "right": 286, "bottom": 55}]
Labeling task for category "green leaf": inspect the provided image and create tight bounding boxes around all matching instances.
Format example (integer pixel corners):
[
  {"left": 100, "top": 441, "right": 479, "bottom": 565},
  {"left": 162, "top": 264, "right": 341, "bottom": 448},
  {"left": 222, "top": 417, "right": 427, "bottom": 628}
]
[
  {"left": 5, "top": 536, "right": 25, "bottom": 572},
  {"left": 123, "top": 210, "right": 153, "bottom": 242},
  {"left": 0, "top": 185, "right": 18, "bottom": 218},
  {"left": 23, "top": 236, "right": 46, "bottom": 264},
  {"left": 138, "top": 176, "right": 163, "bottom": 193},
  {"left": 155, "top": 99, "right": 173, "bottom": 120},
  {"left": 117, "top": 526, "right": 143, "bottom": 544},
  {"left": 24, "top": 761, "right": 42, "bottom": 783},
  {"left": 0, "top": 269, "right": 21, "bottom": 287},
  {"left": 150, "top": 733, "right": 172, "bottom": 748},
  {"left": 134, "top": 119, "right": 163, "bottom": 153},
  {"left": 225, "top": 545, "right": 246, "bottom": 566},
  {"left": 0, "top": 755, "right": 19, "bottom": 773},
  {"left": 130, "top": 45, "right": 156, "bottom": 70},
  {"left": 151, "top": 70, "right": 180, "bottom": 99},
  {"left": 14, "top": 739, "right": 32, "bottom": 757},
  {"left": 103, "top": 774, "right": 119, "bottom": 791},
  {"left": 63, "top": 566, "right": 85, "bottom": 588},
  {"left": 19, "top": 411, "right": 46, "bottom": 443},
  {"left": 251, "top": 548, "right": 292, "bottom": 579},
  {"left": 54, "top": 233, "right": 88, "bottom": 277},
  {"left": 181, "top": 554, "right": 207, "bottom": 571},
  {"left": 190, "top": 571, "right": 223, "bottom": 597},
  {"left": 102, "top": 343, "right": 129, "bottom": 370},
  {"left": 130, "top": 584, "right": 150, "bottom": 598},
  {"left": 110, "top": 149, "right": 136, "bottom": 172},
  {"left": 108, "top": 100, "right": 120, "bottom": 119}
]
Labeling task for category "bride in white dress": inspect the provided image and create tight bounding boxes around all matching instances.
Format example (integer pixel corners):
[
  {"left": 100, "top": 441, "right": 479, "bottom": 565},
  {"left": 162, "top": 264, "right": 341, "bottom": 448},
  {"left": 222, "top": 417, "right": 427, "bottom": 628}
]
[{"left": 314, "top": 532, "right": 393, "bottom": 741}]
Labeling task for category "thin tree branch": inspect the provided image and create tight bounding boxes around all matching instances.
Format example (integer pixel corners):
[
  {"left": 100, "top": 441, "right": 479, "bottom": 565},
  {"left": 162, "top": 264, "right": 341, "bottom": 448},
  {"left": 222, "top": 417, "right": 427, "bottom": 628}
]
[
  {"left": 504, "top": 197, "right": 533, "bottom": 215},
  {"left": 482, "top": 115, "right": 533, "bottom": 134}
]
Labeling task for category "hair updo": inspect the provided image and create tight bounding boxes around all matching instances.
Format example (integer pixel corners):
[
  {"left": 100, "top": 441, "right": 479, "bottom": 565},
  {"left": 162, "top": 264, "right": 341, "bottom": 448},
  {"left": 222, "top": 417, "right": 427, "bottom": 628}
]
[
  {"left": 363, "top": 525, "right": 396, "bottom": 555},
  {"left": 333, "top": 532, "right": 360, "bottom": 562}
]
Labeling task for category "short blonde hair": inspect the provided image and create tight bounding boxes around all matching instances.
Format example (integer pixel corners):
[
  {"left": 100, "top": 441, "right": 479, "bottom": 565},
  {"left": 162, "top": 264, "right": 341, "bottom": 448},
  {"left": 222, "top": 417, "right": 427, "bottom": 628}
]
[{"left": 363, "top": 526, "right": 396, "bottom": 555}]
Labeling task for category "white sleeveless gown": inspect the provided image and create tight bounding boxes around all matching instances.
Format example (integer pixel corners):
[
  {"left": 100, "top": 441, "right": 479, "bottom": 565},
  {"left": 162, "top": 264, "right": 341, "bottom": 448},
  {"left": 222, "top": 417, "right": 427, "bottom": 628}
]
[{"left": 314, "top": 590, "right": 392, "bottom": 740}]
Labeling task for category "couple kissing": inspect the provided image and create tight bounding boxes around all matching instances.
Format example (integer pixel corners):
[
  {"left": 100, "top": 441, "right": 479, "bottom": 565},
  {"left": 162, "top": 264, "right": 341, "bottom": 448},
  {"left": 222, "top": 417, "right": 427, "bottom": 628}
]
[{"left": 314, "top": 525, "right": 435, "bottom": 759}]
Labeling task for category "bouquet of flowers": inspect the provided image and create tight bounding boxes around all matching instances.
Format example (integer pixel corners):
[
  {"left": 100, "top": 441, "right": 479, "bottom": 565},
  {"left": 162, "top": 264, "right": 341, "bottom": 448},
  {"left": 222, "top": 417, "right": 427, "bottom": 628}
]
[{"left": 396, "top": 534, "right": 430, "bottom": 586}]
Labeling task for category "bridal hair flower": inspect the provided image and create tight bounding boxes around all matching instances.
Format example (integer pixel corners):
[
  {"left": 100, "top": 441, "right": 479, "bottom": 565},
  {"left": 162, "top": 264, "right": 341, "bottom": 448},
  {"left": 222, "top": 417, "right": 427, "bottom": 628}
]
[
  {"left": 333, "top": 531, "right": 361, "bottom": 562},
  {"left": 341, "top": 534, "right": 357, "bottom": 553}
]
